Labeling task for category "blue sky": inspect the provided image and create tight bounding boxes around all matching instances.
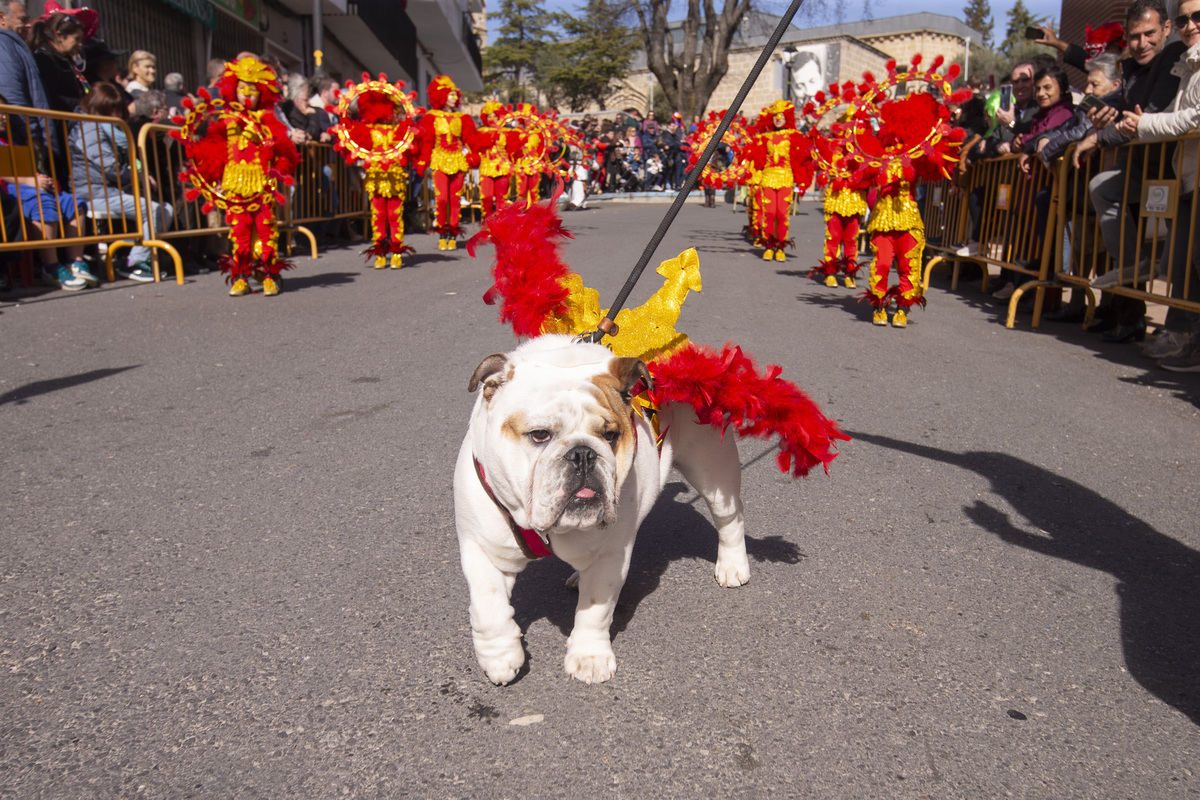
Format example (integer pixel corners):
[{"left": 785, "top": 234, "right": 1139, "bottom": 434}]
[{"left": 494, "top": 0, "right": 1064, "bottom": 44}]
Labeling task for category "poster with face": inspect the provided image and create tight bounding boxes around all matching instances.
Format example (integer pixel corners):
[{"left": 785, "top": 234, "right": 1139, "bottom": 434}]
[{"left": 786, "top": 43, "right": 841, "bottom": 108}]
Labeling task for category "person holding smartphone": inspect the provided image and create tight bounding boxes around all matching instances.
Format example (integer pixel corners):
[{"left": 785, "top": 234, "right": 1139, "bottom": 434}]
[
  {"left": 1036, "top": 55, "right": 1123, "bottom": 166},
  {"left": 1111, "top": 0, "right": 1200, "bottom": 369},
  {"left": 990, "top": 62, "right": 1038, "bottom": 156},
  {"left": 1030, "top": 21, "right": 1126, "bottom": 71}
]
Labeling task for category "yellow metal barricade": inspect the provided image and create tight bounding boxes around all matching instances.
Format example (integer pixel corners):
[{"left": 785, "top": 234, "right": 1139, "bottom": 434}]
[
  {"left": 923, "top": 151, "right": 1060, "bottom": 327},
  {"left": 920, "top": 177, "right": 972, "bottom": 290},
  {"left": 1055, "top": 133, "right": 1200, "bottom": 324},
  {"left": 283, "top": 139, "right": 366, "bottom": 255},
  {"left": 0, "top": 103, "right": 173, "bottom": 285}
]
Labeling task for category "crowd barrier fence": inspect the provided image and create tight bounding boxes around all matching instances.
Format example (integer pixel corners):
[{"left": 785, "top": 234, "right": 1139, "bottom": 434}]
[
  {"left": 0, "top": 103, "right": 172, "bottom": 287},
  {"left": 1055, "top": 133, "right": 1200, "bottom": 322},
  {"left": 923, "top": 131, "right": 1200, "bottom": 330}
]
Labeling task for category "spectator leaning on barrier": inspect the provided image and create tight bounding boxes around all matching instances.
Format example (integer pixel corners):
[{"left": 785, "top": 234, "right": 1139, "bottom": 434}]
[
  {"left": 1036, "top": 55, "right": 1121, "bottom": 166},
  {"left": 69, "top": 82, "right": 173, "bottom": 283},
  {"left": 0, "top": 0, "right": 56, "bottom": 162},
  {"left": 1114, "top": 0, "right": 1200, "bottom": 370},
  {"left": 1075, "top": 0, "right": 1187, "bottom": 343},
  {"left": 990, "top": 61, "right": 1039, "bottom": 156}
]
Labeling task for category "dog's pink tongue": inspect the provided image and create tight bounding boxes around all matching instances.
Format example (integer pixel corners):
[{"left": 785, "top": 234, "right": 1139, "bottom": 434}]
[{"left": 575, "top": 488, "right": 596, "bottom": 499}]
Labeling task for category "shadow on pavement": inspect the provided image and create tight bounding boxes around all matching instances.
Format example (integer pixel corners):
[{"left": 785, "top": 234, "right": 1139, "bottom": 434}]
[
  {"left": 512, "top": 464, "right": 807, "bottom": 647},
  {"left": 0, "top": 365, "right": 140, "bottom": 406},
  {"left": 283, "top": 271, "right": 358, "bottom": 290},
  {"left": 849, "top": 429, "right": 1200, "bottom": 727}
]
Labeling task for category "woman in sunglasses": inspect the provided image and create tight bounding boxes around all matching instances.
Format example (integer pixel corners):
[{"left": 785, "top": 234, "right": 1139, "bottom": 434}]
[{"left": 1116, "top": 0, "right": 1200, "bottom": 370}]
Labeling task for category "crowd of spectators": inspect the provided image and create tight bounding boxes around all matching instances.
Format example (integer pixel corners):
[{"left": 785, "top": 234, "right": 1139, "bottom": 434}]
[
  {"left": 568, "top": 110, "right": 693, "bottom": 194},
  {"left": 945, "top": 0, "right": 1200, "bottom": 371}
]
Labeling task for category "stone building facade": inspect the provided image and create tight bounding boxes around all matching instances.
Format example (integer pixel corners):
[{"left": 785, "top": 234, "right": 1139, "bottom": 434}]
[{"left": 609, "top": 12, "right": 983, "bottom": 118}]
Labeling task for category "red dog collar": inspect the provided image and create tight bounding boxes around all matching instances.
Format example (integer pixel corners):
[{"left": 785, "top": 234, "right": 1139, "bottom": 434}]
[{"left": 472, "top": 458, "right": 554, "bottom": 559}]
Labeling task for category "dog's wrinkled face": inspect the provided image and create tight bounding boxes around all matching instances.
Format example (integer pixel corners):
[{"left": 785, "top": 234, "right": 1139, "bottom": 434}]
[{"left": 469, "top": 338, "right": 651, "bottom": 534}]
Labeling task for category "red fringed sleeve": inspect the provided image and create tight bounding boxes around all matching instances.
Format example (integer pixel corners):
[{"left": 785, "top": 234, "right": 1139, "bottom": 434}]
[{"left": 647, "top": 342, "right": 849, "bottom": 477}]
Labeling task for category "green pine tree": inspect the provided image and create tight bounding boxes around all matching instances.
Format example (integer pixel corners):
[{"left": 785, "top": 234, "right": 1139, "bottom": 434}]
[
  {"left": 962, "top": 0, "right": 994, "bottom": 50},
  {"left": 999, "top": 0, "right": 1048, "bottom": 57},
  {"left": 484, "top": 0, "right": 560, "bottom": 102},
  {"left": 538, "top": 0, "right": 637, "bottom": 111}
]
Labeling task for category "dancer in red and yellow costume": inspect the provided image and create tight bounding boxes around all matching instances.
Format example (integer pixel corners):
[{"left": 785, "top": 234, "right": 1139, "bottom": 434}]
[
  {"left": 511, "top": 103, "right": 546, "bottom": 209},
  {"left": 487, "top": 105, "right": 580, "bottom": 210},
  {"left": 175, "top": 56, "right": 299, "bottom": 296},
  {"left": 686, "top": 110, "right": 750, "bottom": 210},
  {"left": 842, "top": 56, "right": 968, "bottom": 327},
  {"left": 806, "top": 85, "right": 869, "bottom": 289},
  {"left": 416, "top": 75, "right": 481, "bottom": 251},
  {"left": 331, "top": 74, "right": 421, "bottom": 269},
  {"left": 477, "top": 101, "right": 520, "bottom": 217},
  {"left": 744, "top": 100, "right": 813, "bottom": 262}
]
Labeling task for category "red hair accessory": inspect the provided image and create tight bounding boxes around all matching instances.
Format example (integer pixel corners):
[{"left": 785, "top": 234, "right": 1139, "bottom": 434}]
[
  {"left": 1085, "top": 22, "right": 1125, "bottom": 58},
  {"left": 40, "top": 0, "right": 99, "bottom": 40}
]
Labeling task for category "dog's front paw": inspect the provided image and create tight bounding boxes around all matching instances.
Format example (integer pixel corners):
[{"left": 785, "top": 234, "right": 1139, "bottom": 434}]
[
  {"left": 477, "top": 642, "right": 526, "bottom": 686},
  {"left": 564, "top": 647, "right": 616, "bottom": 685},
  {"left": 715, "top": 547, "right": 750, "bottom": 587}
]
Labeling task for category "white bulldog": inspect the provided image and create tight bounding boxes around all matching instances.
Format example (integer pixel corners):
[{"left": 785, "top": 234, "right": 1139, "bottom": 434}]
[{"left": 454, "top": 334, "right": 749, "bottom": 685}]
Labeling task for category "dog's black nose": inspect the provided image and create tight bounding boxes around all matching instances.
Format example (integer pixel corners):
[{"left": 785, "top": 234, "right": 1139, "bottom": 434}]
[{"left": 564, "top": 445, "right": 597, "bottom": 476}]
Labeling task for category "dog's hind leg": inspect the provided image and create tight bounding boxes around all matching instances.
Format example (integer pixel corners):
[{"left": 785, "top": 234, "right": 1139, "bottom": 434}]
[
  {"left": 459, "top": 539, "right": 526, "bottom": 685},
  {"left": 665, "top": 405, "right": 750, "bottom": 587}
]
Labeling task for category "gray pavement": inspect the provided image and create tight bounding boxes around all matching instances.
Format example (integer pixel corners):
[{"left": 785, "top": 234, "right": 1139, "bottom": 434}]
[{"left": 2, "top": 198, "right": 1198, "bottom": 798}]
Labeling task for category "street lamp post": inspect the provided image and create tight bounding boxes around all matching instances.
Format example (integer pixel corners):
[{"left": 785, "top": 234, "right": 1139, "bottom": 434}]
[{"left": 778, "top": 44, "right": 798, "bottom": 103}]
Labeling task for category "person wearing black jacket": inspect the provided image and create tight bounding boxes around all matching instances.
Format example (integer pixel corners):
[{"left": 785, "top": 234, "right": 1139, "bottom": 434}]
[
  {"left": 1074, "top": 0, "right": 1186, "bottom": 341},
  {"left": 28, "top": 10, "right": 87, "bottom": 113}
]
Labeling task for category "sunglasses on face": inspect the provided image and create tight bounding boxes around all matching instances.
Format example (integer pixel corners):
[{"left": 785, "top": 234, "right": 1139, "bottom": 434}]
[{"left": 1176, "top": 10, "right": 1200, "bottom": 27}]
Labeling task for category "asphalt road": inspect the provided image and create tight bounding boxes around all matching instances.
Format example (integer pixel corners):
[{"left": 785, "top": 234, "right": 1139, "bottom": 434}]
[{"left": 2, "top": 198, "right": 1198, "bottom": 799}]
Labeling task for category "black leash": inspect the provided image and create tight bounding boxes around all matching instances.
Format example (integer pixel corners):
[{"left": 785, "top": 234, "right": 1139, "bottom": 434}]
[{"left": 580, "top": 0, "right": 809, "bottom": 344}]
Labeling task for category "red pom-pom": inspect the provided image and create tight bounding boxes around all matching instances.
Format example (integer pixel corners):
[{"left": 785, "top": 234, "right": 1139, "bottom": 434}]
[{"left": 911, "top": 53, "right": 923, "bottom": 67}]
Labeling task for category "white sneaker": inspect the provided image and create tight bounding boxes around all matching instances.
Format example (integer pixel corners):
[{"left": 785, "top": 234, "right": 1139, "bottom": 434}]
[
  {"left": 1142, "top": 330, "right": 1193, "bottom": 359},
  {"left": 955, "top": 241, "right": 980, "bottom": 257}
]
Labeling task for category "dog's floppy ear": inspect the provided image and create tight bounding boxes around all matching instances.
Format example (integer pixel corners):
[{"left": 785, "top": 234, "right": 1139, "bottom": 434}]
[
  {"left": 611, "top": 357, "right": 653, "bottom": 405},
  {"left": 468, "top": 353, "right": 510, "bottom": 399}
]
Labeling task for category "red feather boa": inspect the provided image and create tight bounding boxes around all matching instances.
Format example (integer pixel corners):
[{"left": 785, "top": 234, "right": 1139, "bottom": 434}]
[
  {"left": 468, "top": 196, "right": 574, "bottom": 338},
  {"left": 648, "top": 342, "right": 849, "bottom": 477}
]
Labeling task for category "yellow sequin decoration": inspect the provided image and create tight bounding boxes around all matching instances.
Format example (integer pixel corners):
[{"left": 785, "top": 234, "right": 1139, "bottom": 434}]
[
  {"left": 222, "top": 160, "right": 266, "bottom": 197},
  {"left": 479, "top": 130, "right": 510, "bottom": 178},
  {"left": 824, "top": 186, "right": 868, "bottom": 217},
  {"left": 430, "top": 111, "right": 469, "bottom": 174},
  {"left": 364, "top": 164, "right": 407, "bottom": 198},
  {"left": 546, "top": 248, "right": 702, "bottom": 365}
]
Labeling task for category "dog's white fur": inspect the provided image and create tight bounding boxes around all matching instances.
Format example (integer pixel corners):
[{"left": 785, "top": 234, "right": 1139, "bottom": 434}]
[{"left": 453, "top": 335, "right": 748, "bottom": 685}]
